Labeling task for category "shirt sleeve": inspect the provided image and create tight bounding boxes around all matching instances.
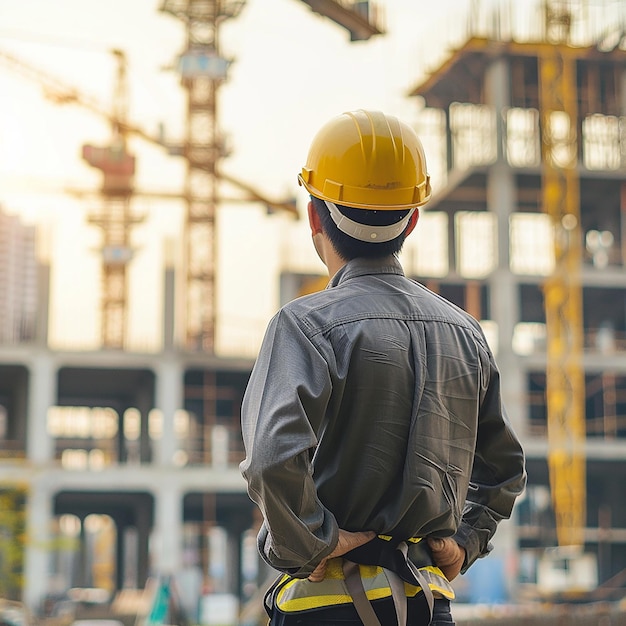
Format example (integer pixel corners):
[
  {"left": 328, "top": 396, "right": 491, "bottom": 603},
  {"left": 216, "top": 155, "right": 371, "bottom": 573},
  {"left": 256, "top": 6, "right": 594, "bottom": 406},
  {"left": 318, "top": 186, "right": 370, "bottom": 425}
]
[
  {"left": 453, "top": 344, "right": 527, "bottom": 572},
  {"left": 240, "top": 308, "right": 339, "bottom": 578}
]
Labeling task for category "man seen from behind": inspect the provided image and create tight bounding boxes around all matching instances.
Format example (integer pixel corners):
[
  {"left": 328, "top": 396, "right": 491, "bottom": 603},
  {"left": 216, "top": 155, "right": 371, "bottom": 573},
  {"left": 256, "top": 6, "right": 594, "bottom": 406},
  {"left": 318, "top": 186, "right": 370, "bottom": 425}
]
[{"left": 240, "top": 109, "right": 526, "bottom": 626}]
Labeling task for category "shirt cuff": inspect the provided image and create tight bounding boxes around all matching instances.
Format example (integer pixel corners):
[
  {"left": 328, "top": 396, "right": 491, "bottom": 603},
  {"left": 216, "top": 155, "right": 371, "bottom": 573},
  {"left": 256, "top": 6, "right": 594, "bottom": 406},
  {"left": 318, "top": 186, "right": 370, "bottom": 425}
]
[{"left": 452, "top": 522, "right": 493, "bottom": 574}]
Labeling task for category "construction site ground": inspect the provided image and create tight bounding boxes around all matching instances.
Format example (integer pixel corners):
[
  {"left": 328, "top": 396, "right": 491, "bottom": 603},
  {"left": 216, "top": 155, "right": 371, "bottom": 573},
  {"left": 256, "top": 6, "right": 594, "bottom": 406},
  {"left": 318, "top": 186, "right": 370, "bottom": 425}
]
[{"left": 453, "top": 600, "right": 626, "bottom": 625}]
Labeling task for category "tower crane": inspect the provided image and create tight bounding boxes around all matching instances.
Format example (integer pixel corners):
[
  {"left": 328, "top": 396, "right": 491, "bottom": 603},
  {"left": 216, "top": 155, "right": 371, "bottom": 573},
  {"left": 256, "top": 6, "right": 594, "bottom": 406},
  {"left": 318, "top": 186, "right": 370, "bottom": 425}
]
[
  {"left": 537, "top": 0, "right": 592, "bottom": 593},
  {"left": 82, "top": 49, "right": 144, "bottom": 349},
  {"left": 0, "top": 46, "right": 298, "bottom": 350},
  {"left": 0, "top": 1, "right": 383, "bottom": 352},
  {"left": 159, "top": 0, "right": 384, "bottom": 351},
  {"left": 160, "top": 0, "right": 243, "bottom": 353},
  {"left": 540, "top": 1, "right": 586, "bottom": 551},
  {"left": 0, "top": 46, "right": 142, "bottom": 349},
  {"left": 156, "top": 0, "right": 386, "bottom": 581},
  {"left": 298, "top": 0, "right": 385, "bottom": 41}
]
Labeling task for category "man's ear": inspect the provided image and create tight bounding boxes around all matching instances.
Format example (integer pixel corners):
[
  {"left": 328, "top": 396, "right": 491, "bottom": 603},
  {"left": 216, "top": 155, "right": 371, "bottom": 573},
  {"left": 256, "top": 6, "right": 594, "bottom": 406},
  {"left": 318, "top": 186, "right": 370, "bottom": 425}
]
[
  {"left": 307, "top": 200, "right": 323, "bottom": 236},
  {"left": 404, "top": 209, "right": 420, "bottom": 237}
]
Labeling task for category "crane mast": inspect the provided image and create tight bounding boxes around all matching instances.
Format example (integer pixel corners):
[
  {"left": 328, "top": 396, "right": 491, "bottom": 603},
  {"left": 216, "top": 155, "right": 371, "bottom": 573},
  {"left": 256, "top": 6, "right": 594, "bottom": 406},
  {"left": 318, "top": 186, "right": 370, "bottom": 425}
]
[
  {"left": 159, "top": 0, "right": 383, "bottom": 353},
  {"left": 82, "top": 50, "right": 145, "bottom": 349},
  {"left": 160, "top": 0, "right": 244, "bottom": 353},
  {"left": 539, "top": 0, "right": 586, "bottom": 549}
]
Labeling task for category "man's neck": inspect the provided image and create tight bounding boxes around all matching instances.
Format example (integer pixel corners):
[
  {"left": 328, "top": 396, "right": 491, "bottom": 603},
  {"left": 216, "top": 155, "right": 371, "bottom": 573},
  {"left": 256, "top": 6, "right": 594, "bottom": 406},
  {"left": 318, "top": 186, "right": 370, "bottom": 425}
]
[{"left": 322, "top": 240, "right": 346, "bottom": 279}]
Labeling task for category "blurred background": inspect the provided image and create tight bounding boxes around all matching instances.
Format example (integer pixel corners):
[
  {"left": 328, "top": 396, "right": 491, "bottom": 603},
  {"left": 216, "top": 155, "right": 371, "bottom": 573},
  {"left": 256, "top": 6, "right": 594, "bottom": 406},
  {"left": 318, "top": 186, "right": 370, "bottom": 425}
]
[{"left": 1, "top": 0, "right": 626, "bottom": 624}]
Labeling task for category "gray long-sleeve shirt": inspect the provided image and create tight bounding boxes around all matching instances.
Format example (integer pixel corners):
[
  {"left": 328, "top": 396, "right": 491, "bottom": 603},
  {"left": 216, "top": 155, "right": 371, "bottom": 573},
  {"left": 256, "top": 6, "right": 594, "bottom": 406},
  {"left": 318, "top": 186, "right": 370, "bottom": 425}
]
[{"left": 240, "top": 255, "right": 526, "bottom": 579}]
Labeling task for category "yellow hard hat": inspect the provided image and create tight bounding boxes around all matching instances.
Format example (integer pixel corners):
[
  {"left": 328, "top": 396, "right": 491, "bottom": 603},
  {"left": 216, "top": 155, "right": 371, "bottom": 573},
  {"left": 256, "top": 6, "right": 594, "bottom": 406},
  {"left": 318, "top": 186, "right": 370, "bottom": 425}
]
[{"left": 298, "top": 109, "right": 431, "bottom": 211}]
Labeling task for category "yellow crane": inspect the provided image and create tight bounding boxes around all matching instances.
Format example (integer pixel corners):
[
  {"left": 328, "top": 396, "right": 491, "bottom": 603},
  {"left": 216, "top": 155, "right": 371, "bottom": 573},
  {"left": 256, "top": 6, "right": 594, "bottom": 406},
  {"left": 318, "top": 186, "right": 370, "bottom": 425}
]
[
  {"left": 535, "top": 0, "right": 600, "bottom": 597},
  {"left": 539, "top": 0, "right": 587, "bottom": 552}
]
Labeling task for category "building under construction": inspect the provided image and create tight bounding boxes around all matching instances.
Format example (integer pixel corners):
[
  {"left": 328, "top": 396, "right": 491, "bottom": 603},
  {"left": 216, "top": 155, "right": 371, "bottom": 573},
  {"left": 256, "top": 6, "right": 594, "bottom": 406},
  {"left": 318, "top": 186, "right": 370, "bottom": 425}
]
[
  {"left": 406, "top": 0, "right": 626, "bottom": 604},
  {"left": 1, "top": 0, "right": 626, "bottom": 622}
]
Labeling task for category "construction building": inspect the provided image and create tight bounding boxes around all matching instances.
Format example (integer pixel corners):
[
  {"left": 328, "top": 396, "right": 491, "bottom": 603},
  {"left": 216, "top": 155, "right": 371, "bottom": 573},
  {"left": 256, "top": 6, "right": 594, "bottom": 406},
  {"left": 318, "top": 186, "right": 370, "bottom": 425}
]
[
  {"left": 2, "top": 0, "right": 626, "bottom": 620},
  {"left": 406, "top": 0, "right": 626, "bottom": 601}
]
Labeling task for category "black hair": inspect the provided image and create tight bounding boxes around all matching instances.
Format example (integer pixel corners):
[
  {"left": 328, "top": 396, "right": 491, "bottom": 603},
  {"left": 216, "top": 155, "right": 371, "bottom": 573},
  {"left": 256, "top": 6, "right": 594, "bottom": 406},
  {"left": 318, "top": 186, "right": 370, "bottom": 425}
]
[{"left": 311, "top": 196, "right": 413, "bottom": 261}]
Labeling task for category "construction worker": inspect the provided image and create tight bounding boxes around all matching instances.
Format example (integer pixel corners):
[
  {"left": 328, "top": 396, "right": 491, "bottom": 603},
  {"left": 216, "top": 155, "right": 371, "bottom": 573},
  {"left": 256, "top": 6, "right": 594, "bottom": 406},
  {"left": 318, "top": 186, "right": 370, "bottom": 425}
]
[{"left": 240, "top": 110, "right": 526, "bottom": 626}]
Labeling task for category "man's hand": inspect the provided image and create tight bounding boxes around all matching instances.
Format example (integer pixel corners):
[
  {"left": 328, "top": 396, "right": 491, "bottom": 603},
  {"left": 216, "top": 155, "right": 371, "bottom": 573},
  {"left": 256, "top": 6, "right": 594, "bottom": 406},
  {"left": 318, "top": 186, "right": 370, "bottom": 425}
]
[
  {"left": 308, "top": 529, "right": 376, "bottom": 582},
  {"left": 427, "top": 537, "right": 466, "bottom": 582}
]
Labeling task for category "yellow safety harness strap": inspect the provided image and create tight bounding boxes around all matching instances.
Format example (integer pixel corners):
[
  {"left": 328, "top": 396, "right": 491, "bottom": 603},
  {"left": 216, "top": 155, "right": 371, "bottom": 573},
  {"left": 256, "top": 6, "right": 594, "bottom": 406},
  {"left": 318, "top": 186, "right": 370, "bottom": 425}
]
[{"left": 344, "top": 540, "right": 434, "bottom": 626}]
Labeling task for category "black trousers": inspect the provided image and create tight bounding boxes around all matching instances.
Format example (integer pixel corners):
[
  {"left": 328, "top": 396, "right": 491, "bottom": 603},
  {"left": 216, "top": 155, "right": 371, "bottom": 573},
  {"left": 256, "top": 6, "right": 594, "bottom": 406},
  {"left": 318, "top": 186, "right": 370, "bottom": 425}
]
[{"left": 269, "top": 597, "right": 455, "bottom": 626}]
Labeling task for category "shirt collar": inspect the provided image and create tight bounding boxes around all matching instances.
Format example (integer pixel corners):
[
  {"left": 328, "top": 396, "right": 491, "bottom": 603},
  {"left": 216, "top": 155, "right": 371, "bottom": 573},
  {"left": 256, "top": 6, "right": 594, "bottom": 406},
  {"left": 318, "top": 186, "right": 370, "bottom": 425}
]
[{"left": 328, "top": 255, "right": 405, "bottom": 289}]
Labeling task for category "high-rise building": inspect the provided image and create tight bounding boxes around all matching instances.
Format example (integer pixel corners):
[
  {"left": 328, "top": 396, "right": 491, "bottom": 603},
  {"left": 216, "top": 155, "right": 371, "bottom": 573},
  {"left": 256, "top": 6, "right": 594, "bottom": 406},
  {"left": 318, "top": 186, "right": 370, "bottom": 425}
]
[{"left": 0, "top": 206, "right": 38, "bottom": 344}]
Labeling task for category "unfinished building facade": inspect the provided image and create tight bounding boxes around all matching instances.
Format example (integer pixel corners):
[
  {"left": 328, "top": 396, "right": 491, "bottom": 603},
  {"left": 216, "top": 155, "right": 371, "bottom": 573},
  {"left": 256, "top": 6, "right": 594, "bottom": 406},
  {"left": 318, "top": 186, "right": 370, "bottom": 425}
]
[{"left": 408, "top": 10, "right": 626, "bottom": 598}]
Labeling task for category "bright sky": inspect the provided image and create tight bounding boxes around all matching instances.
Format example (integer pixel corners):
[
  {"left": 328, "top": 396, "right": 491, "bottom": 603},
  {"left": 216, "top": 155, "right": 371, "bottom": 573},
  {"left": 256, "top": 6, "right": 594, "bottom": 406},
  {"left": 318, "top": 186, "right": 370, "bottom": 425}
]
[{"left": 0, "top": 0, "right": 533, "bottom": 355}]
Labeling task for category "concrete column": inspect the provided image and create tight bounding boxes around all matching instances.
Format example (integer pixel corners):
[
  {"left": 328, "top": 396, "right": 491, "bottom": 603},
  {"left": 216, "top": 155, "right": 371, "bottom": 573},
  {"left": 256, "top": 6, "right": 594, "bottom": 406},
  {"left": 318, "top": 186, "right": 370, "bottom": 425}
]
[
  {"left": 226, "top": 510, "right": 254, "bottom": 597},
  {"left": 155, "top": 359, "right": 183, "bottom": 466},
  {"left": 153, "top": 241, "right": 183, "bottom": 466},
  {"left": 27, "top": 354, "right": 56, "bottom": 463},
  {"left": 226, "top": 527, "right": 241, "bottom": 595},
  {"left": 447, "top": 209, "right": 457, "bottom": 275},
  {"left": 152, "top": 482, "right": 183, "bottom": 576},
  {"left": 485, "top": 56, "right": 509, "bottom": 164},
  {"left": 23, "top": 481, "right": 53, "bottom": 612},
  {"left": 484, "top": 55, "right": 526, "bottom": 436},
  {"left": 136, "top": 378, "right": 155, "bottom": 464},
  {"left": 136, "top": 500, "right": 152, "bottom": 587},
  {"left": 487, "top": 162, "right": 526, "bottom": 437},
  {"left": 483, "top": 55, "right": 526, "bottom": 603}
]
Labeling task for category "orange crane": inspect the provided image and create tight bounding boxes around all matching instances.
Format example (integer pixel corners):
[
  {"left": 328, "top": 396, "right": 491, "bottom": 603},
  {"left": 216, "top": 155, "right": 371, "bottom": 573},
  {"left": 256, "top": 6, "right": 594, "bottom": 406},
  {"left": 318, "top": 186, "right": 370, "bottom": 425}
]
[
  {"left": 0, "top": 46, "right": 298, "bottom": 350},
  {"left": 0, "top": 46, "right": 142, "bottom": 349},
  {"left": 159, "top": 0, "right": 244, "bottom": 352},
  {"left": 1, "top": 2, "right": 383, "bottom": 352},
  {"left": 298, "top": 0, "right": 385, "bottom": 41},
  {"left": 157, "top": 0, "right": 386, "bottom": 579},
  {"left": 159, "top": 0, "right": 384, "bottom": 351},
  {"left": 81, "top": 49, "right": 144, "bottom": 349}
]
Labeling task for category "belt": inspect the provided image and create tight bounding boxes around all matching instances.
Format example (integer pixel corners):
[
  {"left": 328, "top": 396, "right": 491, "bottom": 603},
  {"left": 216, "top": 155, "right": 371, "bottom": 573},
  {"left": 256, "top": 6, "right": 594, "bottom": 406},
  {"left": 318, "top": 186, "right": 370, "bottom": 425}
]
[
  {"left": 342, "top": 536, "right": 435, "bottom": 626},
  {"left": 264, "top": 536, "right": 454, "bottom": 626}
]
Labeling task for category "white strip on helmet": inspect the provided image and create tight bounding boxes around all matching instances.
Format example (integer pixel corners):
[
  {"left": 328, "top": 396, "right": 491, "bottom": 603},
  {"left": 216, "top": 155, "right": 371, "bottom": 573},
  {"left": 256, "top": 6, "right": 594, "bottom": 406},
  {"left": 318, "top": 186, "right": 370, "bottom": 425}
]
[{"left": 324, "top": 201, "right": 416, "bottom": 243}]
